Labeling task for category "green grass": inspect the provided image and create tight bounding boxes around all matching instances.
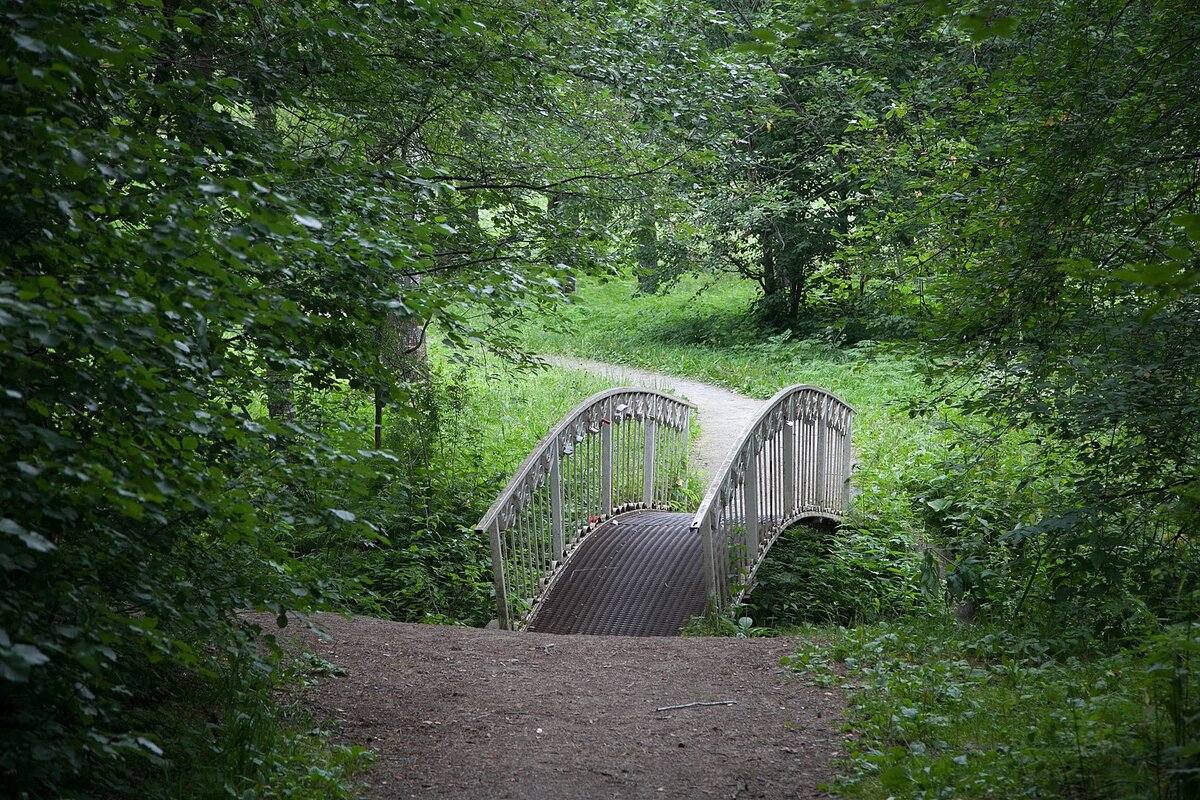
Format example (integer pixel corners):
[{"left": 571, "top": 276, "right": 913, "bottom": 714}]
[{"left": 428, "top": 341, "right": 625, "bottom": 485}]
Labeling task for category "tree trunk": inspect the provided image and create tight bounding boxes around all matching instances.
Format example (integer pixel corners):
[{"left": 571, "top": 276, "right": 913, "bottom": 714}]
[
  {"left": 373, "top": 274, "right": 429, "bottom": 446},
  {"left": 256, "top": 99, "right": 297, "bottom": 431},
  {"left": 266, "top": 368, "right": 295, "bottom": 423},
  {"left": 547, "top": 191, "right": 578, "bottom": 293},
  {"left": 761, "top": 221, "right": 779, "bottom": 297},
  {"left": 635, "top": 200, "right": 657, "bottom": 276}
]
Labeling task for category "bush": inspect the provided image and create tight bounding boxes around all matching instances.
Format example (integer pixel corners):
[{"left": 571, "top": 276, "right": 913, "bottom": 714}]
[
  {"left": 749, "top": 521, "right": 925, "bottom": 627},
  {"left": 791, "top": 618, "right": 1200, "bottom": 799}
]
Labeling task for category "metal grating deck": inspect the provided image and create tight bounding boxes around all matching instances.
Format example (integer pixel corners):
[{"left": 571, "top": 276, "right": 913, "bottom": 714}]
[{"left": 526, "top": 510, "right": 706, "bottom": 636}]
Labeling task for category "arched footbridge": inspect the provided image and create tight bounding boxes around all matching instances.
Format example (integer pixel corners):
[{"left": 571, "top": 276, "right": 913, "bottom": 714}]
[{"left": 476, "top": 385, "right": 854, "bottom": 635}]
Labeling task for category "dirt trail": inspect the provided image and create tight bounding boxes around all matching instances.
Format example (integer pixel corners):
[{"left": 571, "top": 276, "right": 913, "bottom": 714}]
[
  {"left": 540, "top": 355, "right": 764, "bottom": 480},
  {"left": 280, "top": 615, "right": 844, "bottom": 799}
]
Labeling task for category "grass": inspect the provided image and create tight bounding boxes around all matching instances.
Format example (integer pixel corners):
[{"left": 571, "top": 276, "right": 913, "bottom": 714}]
[{"left": 427, "top": 340, "right": 626, "bottom": 485}]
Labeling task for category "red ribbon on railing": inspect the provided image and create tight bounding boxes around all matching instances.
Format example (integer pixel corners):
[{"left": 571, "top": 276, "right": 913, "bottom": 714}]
[{"left": 600, "top": 417, "right": 611, "bottom": 425}]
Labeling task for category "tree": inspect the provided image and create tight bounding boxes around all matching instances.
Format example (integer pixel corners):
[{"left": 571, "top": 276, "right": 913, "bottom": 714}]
[
  {"left": 646, "top": 0, "right": 957, "bottom": 333},
  {"left": 865, "top": 0, "right": 1200, "bottom": 627},
  {"left": 0, "top": 0, "right": 725, "bottom": 793}
]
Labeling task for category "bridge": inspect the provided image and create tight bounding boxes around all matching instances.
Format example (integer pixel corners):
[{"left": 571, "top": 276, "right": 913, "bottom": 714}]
[{"left": 476, "top": 385, "right": 854, "bottom": 635}]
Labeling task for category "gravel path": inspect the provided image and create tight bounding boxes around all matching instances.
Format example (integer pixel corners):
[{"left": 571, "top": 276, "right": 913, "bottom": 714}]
[
  {"left": 540, "top": 355, "right": 765, "bottom": 479},
  {"left": 278, "top": 615, "right": 845, "bottom": 799}
]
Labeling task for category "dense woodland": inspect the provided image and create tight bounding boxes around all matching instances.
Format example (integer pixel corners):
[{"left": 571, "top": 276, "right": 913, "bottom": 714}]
[{"left": 2, "top": 0, "right": 1198, "bottom": 797}]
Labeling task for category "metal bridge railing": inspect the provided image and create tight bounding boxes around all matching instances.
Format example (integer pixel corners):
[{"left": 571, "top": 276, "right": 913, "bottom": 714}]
[
  {"left": 691, "top": 385, "right": 855, "bottom": 612},
  {"left": 477, "top": 388, "right": 695, "bottom": 629}
]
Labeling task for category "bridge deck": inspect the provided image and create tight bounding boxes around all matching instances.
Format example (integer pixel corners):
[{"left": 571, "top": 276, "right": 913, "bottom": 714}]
[{"left": 527, "top": 510, "right": 706, "bottom": 636}]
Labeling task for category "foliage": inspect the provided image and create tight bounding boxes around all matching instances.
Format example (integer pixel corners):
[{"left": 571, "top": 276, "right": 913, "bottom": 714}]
[
  {"left": 788, "top": 619, "right": 1200, "bottom": 799},
  {"left": 0, "top": 0, "right": 726, "bottom": 794},
  {"left": 750, "top": 522, "right": 924, "bottom": 628},
  {"left": 122, "top": 644, "right": 375, "bottom": 800},
  {"left": 841, "top": 0, "right": 1200, "bottom": 631},
  {"left": 309, "top": 353, "right": 620, "bottom": 627},
  {"left": 643, "top": 0, "right": 963, "bottom": 332},
  {"left": 681, "top": 612, "right": 772, "bottom": 638},
  {"left": 6, "top": 0, "right": 1198, "bottom": 796}
]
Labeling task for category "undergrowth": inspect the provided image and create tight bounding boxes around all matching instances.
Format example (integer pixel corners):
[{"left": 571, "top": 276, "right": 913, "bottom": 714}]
[
  {"left": 279, "top": 345, "right": 623, "bottom": 627},
  {"left": 785, "top": 619, "right": 1200, "bottom": 799},
  {"left": 50, "top": 634, "right": 377, "bottom": 800}
]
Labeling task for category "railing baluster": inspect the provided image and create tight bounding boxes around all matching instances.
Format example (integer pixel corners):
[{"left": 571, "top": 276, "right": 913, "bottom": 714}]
[
  {"left": 700, "top": 514, "right": 716, "bottom": 612},
  {"left": 815, "top": 397, "right": 828, "bottom": 511},
  {"left": 550, "top": 447, "right": 564, "bottom": 561},
  {"left": 541, "top": 483, "right": 550, "bottom": 572},
  {"left": 600, "top": 400, "right": 613, "bottom": 518},
  {"left": 643, "top": 416, "right": 657, "bottom": 507},
  {"left": 783, "top": 418, "right": 795, "bottom": 517},
  {"left": 489, "top": 517, "right": 509, "bottom": 630},
  {"left": 843, "top": 408, "right": 854, "bottom": 506},
  {"left": 743, "top": 443, "right": 759, "bottom": 559}
]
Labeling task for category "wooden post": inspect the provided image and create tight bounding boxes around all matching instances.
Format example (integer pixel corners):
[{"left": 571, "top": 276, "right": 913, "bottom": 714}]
[
  {"left": 601, "top": 400, "right": 613, "bottom": 517},
  {"left": 642, "top": 418, "right": 657, "bottom": 506},
  {"left": 743, "top": 445, "right": 759, "bottom": 557},
  {"left": 550, "top": 447, "right": 565, "bottom": 560},
  {"left": 487, "top": 518, "right": 511, "bottom": 630}
]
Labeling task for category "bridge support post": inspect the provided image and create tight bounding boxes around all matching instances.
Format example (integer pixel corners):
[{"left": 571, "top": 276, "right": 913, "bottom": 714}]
[
  {"left": 550, "top": 447, "right": 565, "bottom": 560},
  {"left": 487, "top": 518, "right": 511, "bottom": 630},
  {"left": 841, "top": 411, "right": 854, "bottom": 509},
  {"left": 743, "top": 445, "right": 759, "bottom": 558},
  {"left": 815, "top": 397, "right": 828, "bottom": 509},
  {"left": 782, "top": 419, "right": 795, "bottom": 517},
  {"left": 698, "top": 517, "right": 719, "bottom": 612},
  {"left": 642, "top": 418, "right": 657, "bottom": 507},
  {"left": 601, "top": 400, "right": 613, "bottom": 517}
]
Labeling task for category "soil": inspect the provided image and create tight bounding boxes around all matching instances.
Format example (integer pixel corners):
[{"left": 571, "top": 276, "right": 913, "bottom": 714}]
[{"left": 276, "top": 614, "right": 847, "bottom": 799}]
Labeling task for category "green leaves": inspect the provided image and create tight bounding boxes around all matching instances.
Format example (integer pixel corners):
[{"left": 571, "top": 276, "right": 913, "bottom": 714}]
[
  {"left": 2, "top": 0, "right": 746, "bottom": 792},
  {"left": 955, "top": 12, "right": 1017, "bottom": 41},
  {"left": 0, "top": 518, "right": 55, "bottom": 553},
  {"left": 1173, "top": 213, "right": 1200, "bottom": 242},
  {"left": 0, "top": 637, "right": 50, "bottom": 683},
  {"left": 292, "top": 213, "right": 323, "bottom": 231},
  {"left": 733, "top": 28, "right": 780, "bottom": 55}
]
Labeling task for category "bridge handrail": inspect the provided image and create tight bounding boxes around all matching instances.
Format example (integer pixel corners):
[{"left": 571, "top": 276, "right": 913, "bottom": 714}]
[
  {"left": 690, "top": 384, "right": 855, "bottom": 612},
  {"left": 478, "top": 387, "right": 696, "bottom": 629}
]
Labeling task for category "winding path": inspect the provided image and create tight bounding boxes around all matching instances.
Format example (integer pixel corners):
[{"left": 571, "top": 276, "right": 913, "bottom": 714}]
[{"left": 539, "top": 355, "right": 765, "bottom": 479}]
